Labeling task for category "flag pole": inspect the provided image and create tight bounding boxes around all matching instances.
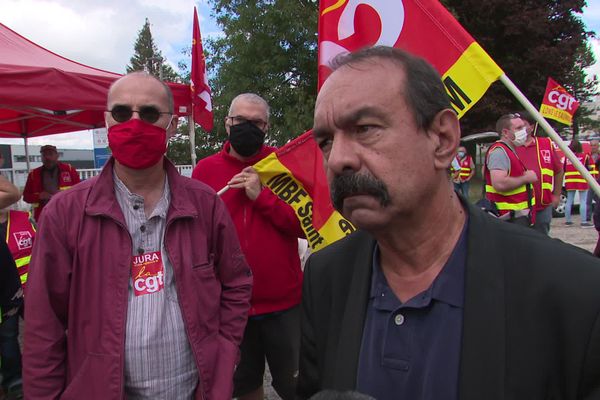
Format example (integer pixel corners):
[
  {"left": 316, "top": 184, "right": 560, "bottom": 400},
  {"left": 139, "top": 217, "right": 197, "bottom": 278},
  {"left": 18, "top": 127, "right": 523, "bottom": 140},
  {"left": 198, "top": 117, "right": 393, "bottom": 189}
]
[
  {"left": 499, "top": 74, "right": 600, "bottom": 198},
  {"left": 188, "top": 115, "right": 197, "bottom": 167}
]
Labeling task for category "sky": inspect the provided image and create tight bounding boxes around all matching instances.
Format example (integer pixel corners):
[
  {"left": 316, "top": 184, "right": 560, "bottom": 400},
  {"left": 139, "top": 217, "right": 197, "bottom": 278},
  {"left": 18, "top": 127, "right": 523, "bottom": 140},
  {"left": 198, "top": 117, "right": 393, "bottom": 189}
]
[{"left": 1, "top": 0, "right": 600, "bottom": 150}]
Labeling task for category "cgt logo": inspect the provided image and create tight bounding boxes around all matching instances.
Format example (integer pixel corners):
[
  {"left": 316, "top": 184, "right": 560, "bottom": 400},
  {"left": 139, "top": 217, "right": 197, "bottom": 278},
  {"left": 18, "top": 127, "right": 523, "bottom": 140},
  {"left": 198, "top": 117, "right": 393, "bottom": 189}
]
[
  {"left": 320, "top": 0, "right": 405, "bottom": 69},
  {"left": 13, "top": 231, "right": 32, "bottom": 251},
  {"left": 547, "top": 89, "right": 577, "bottom": 111}
]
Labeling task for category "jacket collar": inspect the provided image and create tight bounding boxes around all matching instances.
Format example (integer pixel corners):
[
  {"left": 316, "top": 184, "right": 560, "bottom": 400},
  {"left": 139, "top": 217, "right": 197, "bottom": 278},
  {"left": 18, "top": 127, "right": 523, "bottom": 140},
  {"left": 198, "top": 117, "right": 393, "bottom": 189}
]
[{"left": 85, "top": 157, "right": 198, "bottom": 223}]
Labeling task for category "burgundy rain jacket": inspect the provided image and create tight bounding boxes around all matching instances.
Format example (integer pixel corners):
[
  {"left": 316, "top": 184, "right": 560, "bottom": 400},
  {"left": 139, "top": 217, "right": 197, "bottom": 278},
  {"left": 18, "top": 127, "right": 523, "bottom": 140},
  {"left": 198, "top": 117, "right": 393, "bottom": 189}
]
[{"left": 23, "top": 158, "right": 253, "bottom": 400}]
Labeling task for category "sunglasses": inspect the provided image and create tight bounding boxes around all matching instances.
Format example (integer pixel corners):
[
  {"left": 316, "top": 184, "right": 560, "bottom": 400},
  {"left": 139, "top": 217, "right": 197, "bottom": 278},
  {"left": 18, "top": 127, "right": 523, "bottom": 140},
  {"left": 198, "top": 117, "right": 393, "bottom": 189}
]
[{"left": 109, "top": 105, "right": 172, "bottom": 124}]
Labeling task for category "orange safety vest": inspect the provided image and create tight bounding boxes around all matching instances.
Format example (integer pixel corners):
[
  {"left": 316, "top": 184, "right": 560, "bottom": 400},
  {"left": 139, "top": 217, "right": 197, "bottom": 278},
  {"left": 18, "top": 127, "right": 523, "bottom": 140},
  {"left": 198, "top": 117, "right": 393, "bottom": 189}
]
[
  {"left": 5, "top": 210, "right": 36, "bottom": 288},
  {"left": 534, "top": 137, "right": 556, "bottom": 207},
  {"left": 564, "top": 153, "right": 590, "bottom": 191},
  {"left": 458, "top": 155, "right": 473, "bottom": 182},
  {"left": 484, "top": 141, "right": 535, "bottom": 217}
]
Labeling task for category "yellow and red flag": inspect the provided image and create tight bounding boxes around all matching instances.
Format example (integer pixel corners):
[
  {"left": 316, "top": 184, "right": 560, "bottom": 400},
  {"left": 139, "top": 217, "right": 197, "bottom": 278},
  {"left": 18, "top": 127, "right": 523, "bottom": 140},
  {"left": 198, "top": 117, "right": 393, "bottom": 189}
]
[
  {"left": 318, "top": 0, "right": 504, "bottom": 118},
  {"left": 539, "top": 77, "right": 580, "bottom": 126},
  {"left": 253, "top": 131, "right": 356, "bottom": 251},
  {"left": 191, "top": 7, "right": 213, "bottom": 131}
]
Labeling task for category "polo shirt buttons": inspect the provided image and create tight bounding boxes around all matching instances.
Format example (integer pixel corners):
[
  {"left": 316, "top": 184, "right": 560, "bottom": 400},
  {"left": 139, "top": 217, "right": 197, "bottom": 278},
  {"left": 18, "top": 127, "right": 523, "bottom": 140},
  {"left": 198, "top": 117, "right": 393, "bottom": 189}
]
[{"left": 394, "top": 314, "right": 405, "bottom": 326}]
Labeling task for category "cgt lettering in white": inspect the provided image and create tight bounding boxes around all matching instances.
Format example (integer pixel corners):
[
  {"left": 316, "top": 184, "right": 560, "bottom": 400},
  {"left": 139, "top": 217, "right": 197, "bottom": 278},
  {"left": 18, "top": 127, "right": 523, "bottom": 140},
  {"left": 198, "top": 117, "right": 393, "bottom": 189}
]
[
  {"left": 548, "top": 90, "right": 577, "bottom": 111},
  {"left": 134, "top": 271, "right": 164, "bottom": 293}
]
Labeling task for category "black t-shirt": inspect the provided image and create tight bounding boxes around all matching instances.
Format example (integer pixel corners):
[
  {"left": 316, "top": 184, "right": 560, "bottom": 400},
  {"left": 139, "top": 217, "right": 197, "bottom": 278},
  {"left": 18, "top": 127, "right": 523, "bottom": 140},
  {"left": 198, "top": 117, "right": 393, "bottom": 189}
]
[{"left": 0, "top": 238, "right": 22, "bottom": 322}]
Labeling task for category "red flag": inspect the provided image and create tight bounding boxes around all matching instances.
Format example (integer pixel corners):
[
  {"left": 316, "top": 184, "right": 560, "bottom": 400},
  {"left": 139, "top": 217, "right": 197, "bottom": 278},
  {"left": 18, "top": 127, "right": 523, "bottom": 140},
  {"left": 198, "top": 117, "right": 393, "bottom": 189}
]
[
  {"left": 254, "top": 131, "right": 356, "bottom": 251},
  {"left": 318, "top": 0, "right": 503, "bottom": 118},
  {"left": 539, "top": 77, "right": 580, "bottom": 126},
  {"left": 191, "top": 7, "right": 213, "bottom": 131}
]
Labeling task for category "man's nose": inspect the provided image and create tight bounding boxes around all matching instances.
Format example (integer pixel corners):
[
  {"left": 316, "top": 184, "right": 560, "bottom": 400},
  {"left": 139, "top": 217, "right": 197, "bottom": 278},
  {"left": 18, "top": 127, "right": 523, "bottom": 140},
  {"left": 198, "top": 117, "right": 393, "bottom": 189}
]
[{"left": 326, "top": 133, "right": 360, "bottom": 175}]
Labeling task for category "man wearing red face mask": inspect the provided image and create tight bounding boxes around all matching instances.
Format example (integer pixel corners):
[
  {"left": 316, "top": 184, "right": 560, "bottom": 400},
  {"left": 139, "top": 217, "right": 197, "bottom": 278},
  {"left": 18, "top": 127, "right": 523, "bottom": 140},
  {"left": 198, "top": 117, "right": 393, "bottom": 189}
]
[
  {"left": 193, "top": 93, "right": 304, "bottom": 400},
  {"left": 23, "top": 72, "right": 253, "bottom": 400}
]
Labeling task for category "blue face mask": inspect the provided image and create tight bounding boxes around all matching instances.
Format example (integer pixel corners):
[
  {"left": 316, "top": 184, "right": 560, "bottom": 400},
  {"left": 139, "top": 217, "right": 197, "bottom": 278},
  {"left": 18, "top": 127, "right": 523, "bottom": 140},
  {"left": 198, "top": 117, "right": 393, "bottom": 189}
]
[{"left": 458, "top": 151, "right": 465, "bottom": 159}]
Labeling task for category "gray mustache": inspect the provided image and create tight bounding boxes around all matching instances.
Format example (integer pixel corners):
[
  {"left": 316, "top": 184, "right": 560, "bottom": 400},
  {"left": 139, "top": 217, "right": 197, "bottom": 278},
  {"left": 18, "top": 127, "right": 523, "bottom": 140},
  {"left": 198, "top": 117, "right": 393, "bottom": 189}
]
[{"left": 330, "top": 172, "right": 391, "bottom": 211}]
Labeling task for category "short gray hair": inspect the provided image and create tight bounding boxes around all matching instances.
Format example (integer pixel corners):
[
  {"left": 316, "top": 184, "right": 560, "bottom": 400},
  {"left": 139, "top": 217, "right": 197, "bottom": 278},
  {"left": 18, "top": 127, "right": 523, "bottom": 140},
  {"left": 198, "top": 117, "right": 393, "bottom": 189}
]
[{"left": 228, "top": 93, "right": 270, "bottom": 122}]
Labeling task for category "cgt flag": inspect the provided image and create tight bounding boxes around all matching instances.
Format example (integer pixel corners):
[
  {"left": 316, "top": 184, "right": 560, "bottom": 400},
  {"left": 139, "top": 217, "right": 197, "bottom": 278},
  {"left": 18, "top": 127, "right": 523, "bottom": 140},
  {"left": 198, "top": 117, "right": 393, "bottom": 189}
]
[
  {"left": 539, "top": 77, "right": 580, "bottom": 126},
  {"left": 191, "top": 7, "right": 213, "bottom": 131},
  {"left": 253, "top": 131, "right": 356, "bottom": 251},
  {"left": 318, "top": 0, "right": 504, "bottom": 118}
]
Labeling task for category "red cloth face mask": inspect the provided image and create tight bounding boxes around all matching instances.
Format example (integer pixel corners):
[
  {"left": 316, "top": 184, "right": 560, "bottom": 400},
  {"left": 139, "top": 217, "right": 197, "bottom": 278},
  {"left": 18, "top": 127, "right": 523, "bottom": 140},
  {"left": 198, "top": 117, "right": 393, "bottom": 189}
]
[{"left": 108, "top": 119, "right": 168, "bottom": 169}]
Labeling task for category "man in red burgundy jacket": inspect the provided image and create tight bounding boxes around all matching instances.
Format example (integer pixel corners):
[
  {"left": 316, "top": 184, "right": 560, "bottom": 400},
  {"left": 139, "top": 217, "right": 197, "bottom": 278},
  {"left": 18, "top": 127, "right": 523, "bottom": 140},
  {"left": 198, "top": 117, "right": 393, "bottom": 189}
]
[
  {"left": 192, "top": 93, "right": 304, "bottom": 400},
  {"left": 22, "top": 145, "right": 80, "bottom": 222},
  {"left": 23, "top": 72, "right": 253, "bottom": 400}
]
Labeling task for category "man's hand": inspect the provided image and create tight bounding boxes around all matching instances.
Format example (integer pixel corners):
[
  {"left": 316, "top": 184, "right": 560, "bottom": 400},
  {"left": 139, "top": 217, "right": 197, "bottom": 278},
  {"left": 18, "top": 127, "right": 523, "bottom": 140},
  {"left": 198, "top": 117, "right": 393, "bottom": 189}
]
[
  {"left": 228, "top": 167, "right": 262, "bottom": 201},
  {"left": 522, "top": 170, "right": 538, "bottom": 184}
]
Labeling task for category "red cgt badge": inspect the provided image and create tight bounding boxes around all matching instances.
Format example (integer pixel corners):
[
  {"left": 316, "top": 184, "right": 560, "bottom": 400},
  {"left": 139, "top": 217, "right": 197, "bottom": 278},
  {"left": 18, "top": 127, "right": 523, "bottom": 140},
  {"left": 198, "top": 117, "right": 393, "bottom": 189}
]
[{"left": 132, "top": 251, "right": 165, "bottom": 297}]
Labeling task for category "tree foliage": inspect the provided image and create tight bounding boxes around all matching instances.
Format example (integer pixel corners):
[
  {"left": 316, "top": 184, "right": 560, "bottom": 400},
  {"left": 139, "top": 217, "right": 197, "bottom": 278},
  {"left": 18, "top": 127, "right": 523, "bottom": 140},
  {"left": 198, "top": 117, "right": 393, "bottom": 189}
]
[
  {"left": 205, "top": 0, "right": 318, "bottom": 147},
  {"left": 441, "top": 0, "right": 597, "bottom": 135},
  {"left": 127, "top": 18, "right": 180, "bottom": 82}
]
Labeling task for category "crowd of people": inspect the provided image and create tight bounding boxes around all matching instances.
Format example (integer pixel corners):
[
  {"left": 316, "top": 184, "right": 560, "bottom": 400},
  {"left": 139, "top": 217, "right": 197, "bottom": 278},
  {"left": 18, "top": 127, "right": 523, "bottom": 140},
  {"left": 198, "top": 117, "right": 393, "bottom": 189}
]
[{"left": 0, "top": 46, "right": 599, "bottom": 400}]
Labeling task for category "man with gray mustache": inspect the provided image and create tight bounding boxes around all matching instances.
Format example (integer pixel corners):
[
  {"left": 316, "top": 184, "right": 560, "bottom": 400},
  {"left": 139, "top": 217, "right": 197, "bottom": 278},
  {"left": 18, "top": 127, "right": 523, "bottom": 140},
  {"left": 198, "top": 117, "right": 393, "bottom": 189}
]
[{"left": 297, "top": 46, "right": 600, "bottom": 400}]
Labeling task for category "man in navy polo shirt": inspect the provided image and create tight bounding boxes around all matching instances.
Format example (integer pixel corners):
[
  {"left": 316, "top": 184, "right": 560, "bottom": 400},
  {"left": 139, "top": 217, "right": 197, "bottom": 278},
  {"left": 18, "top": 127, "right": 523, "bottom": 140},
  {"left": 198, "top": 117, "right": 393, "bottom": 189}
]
[{"left": 297, "top": 46, "right": 600, "bottom": 400}]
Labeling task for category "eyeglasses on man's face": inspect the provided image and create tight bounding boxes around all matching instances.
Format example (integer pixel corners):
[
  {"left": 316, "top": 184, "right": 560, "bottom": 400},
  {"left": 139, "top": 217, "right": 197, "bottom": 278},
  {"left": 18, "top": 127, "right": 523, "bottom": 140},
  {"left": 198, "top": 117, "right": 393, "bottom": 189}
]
[
  {"left": 227, "top": 115, "right": 267, "bottom": 130},
  {"left": 108, "top": 105, "right": 172, "bottom": 124}
]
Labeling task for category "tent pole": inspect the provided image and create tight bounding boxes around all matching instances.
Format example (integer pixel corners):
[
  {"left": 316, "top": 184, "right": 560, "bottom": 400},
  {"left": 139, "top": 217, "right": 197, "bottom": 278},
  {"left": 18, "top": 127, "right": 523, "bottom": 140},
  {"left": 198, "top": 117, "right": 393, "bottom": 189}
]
[
  {"left": 189, "top": 115, "right": 197, "bottom": 167},
  {"left": 24, "top": 136, "right": 30, "bottom": 172}
]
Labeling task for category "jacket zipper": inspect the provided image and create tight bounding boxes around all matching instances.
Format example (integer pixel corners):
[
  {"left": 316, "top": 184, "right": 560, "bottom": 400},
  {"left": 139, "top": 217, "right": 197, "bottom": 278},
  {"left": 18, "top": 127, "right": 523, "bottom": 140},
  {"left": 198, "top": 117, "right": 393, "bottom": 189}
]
[{"left": 164, "top": 216, "right": 205, "bottom": 400}]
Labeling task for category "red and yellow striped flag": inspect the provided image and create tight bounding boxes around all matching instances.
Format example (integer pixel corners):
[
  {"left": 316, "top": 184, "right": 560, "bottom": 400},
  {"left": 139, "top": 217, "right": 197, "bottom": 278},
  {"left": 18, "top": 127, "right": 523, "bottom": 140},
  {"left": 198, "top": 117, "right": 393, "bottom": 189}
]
[{"left": 318, "top": 0, "right": 504, "bottom": 118}]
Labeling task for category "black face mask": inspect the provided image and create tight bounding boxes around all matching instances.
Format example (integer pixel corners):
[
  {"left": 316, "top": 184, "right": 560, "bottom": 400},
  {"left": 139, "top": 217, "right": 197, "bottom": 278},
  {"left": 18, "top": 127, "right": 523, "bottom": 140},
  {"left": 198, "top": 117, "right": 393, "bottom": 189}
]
[{"left": 229, "top": 121, "right": 266, "bottom": 157}]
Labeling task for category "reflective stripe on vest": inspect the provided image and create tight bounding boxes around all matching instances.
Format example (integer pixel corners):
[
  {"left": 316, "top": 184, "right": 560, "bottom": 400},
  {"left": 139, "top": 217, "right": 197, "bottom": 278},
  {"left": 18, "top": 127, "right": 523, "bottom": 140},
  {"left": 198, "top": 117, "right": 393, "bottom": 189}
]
[
  {"left": 15, "top": 255, "right": 31, "bottom": 268},
  {"left": 590, "top": 163, "right": 598, "bottom": 177},
  {"left": 564, "top": 154, "right": 589, "bottom": 191},
  {"left": 535, "top": 138, "right": 555, "bottom": 206},
  {"left": 484, "top": 142, "right": 535, "bottom": 216},
  {"left": 6, "top": 210, "right": 36, "bottom": 288}
]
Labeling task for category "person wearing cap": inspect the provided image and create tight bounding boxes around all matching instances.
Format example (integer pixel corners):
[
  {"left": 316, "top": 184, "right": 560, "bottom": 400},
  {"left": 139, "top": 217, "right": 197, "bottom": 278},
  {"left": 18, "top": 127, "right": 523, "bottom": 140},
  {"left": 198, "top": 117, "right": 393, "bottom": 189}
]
[
  {"left": 23, "top": 72, "right": 253, "bottom": 400},
  {"left": 22, "top": 145, "right": 80, "bottom": 222}
]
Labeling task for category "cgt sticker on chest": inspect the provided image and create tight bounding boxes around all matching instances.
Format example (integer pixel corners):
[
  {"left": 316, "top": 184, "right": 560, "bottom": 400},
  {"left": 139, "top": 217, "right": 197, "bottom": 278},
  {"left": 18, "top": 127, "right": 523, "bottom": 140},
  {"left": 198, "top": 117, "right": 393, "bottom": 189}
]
[
  {"left": 132, "top": 251, "right": 164, "bottom": 296},
  {"left": 13, "top": 231, "right": 33, "bottom": 250}
]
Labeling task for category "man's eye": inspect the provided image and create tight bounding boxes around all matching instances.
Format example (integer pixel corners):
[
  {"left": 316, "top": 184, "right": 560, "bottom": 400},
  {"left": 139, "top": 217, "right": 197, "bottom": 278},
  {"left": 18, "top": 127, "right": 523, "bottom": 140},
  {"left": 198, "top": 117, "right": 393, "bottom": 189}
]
[
  {"left": 316, "top": 138, "right": 332, "bottom": 150},
  {"left": 356, "top": 125, "right": 375, "bottom": 134}
]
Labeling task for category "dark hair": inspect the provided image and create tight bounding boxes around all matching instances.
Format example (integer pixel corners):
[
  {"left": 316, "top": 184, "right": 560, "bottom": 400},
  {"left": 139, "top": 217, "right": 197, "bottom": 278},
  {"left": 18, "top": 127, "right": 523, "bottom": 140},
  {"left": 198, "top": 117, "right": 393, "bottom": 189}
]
[
  {"left": 569, "top": 138, "right": 582, "bottom": 153},
  {"left": 330, "top": 46, "right": 451, "bottom": 130},
  {"left": 308, "top": 390, "right": 376, "bottom": 400}
]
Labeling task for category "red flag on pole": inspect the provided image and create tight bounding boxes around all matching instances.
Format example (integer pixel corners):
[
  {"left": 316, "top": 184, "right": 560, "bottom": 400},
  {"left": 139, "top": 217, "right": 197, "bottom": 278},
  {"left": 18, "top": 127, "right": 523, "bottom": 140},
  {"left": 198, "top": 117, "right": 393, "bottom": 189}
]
[
  {"left": 539, "top": 77, "right": 580, "bottom": 126},
  {"left": 318, "top": 0, "right": 503, "bottom": 118},
  {"left": 191, "top": 7, "right": 213, "bottom": 131}
]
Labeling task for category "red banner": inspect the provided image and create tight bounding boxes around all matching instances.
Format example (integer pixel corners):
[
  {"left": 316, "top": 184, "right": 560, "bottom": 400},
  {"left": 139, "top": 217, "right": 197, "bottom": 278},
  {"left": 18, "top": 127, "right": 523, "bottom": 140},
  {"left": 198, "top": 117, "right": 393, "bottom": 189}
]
[
  {"left": 318, "top": 0, "right": 503, "bottom": 118},
  {"left": 539, "top": 77, "right": 580, "bottom": 126},
  {"left": 191, "top": 7, "right": 214, "bottom": 131}
]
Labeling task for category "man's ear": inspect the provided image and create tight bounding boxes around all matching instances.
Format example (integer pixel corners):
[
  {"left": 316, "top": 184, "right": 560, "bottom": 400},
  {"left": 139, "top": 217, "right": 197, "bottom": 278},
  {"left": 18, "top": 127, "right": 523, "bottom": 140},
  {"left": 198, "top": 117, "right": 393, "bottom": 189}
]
[
  {"left": 430, "top": 109, "right": 461, "bottom": 171},
  {"left": 167, "top": 116, "right": 178, "bottom": 139}
]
